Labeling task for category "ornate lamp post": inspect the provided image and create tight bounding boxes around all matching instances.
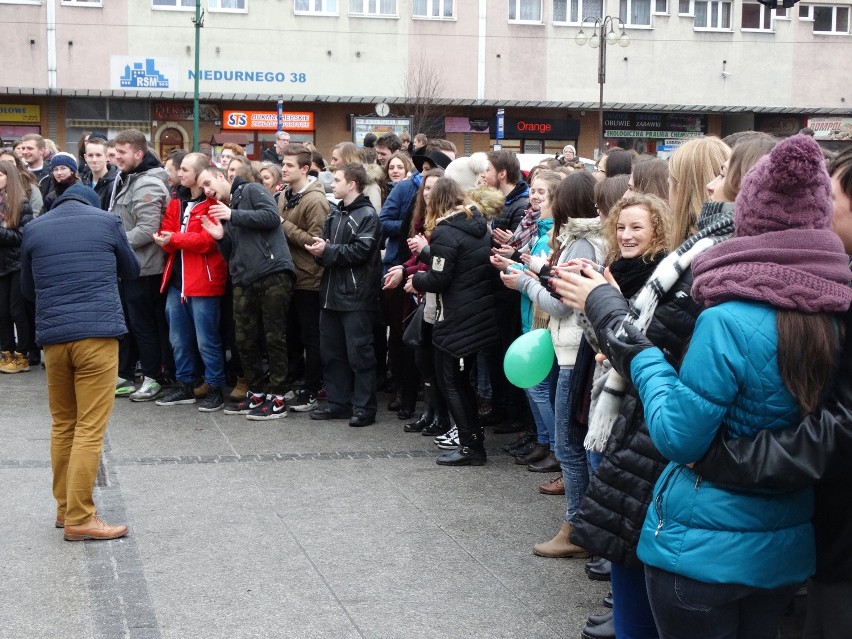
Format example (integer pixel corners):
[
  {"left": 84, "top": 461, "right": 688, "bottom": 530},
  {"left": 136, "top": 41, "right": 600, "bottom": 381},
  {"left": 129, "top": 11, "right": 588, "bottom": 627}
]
[{"left": 576, "top": 16, "right": 630, "bottom": 157}]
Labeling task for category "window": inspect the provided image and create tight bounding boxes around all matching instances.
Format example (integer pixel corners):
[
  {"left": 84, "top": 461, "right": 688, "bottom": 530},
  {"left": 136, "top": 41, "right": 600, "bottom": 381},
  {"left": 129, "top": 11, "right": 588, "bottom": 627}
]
[
  {"left": 693, "top": 0, "right": 731, "bottom": 29},
  {"left": 295, "top": 0, "right": 337, "bottom": 13},
  {"left": 509, "top": 0, "right": 542, "bottom": 22},
  {"left": 653, "top": 0, "right": 668, "bottom": 13},
  {"left": 741, "top": 1, "right": 772, "bottom": 29},
  {"left": 619, "top": 0, "right": 652, "bottom": 25},
  {"left": 413, "top": 0, "right": 454, "bottom": 18},
  {"left": 349, "top": 0, "right": 397, "bottom": 16},
  {"left": 152, "top": 0, "right": 194, "bottom": 8},
  {"left": 774, "top": 6, "right": 789, "bottom": 18},
  {"left": 813, "top": 5, "right": 850, "bottom": 33},
  {"left": 0, "top": 0, "right": 42, "bottom": 4},
  {"left": 553, "top": 0, "right": 602, "bottom": 23},
  {"left": 209, "top": 0, "right": 246, "bottom": 10},
  {"left": 798, "top": 4, "right": 813, "bottom": 19},
  {"left": 61, "top": 0, "right": 103, "bottom": 6},
  {"left": 678, "top": 0, "right": 692, "bottom": 14}
]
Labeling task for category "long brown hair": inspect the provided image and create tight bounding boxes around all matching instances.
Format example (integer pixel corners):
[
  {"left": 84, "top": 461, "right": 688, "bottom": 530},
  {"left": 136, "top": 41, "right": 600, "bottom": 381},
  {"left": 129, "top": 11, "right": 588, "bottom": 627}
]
[
  {"left": 720, "top": 133, "right": 777, "bottom": 202},
  {"left": 552, "top": 170, "right": 597, "bottom": 249},
  {"left": 777, "top": 311, "right": 844, "bottom": 416},
  {"left": 425, "top": 177, "right": 468, "bottom": 234},
  {"left": 0, "top": 160, "right": 25, "bottom": 229},
  {"left": 409, "top": 168, "right": 444, "bottom": 238}
]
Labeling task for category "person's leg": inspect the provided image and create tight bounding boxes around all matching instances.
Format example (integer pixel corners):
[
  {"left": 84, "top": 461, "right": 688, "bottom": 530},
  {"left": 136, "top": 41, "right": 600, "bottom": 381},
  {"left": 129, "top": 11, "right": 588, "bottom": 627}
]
[
  {"left": 64, "top": 338, "right": 118, "bottom": 525},
  {"left": 0, "top": 275, "right": 13, "bottom": 351},
  {"left": 557, "top": 367, "right": 592, "bottom": 524},
  {"left": 803, "top": 579, "right": 852, "bottom": 639},
  {"left": 164, "top": 286, "right": 198, "bottom": 385},
  {"left": 258, "top": 272, "right": 293, "bottom": 395},
  {"left": 45, "top": 342, "right": 77, "bottom": 522},
  {"left": 645, "top": 564, "right": 744, "bottom": 639},
  {"left": 8, "top": 272, "right": 31, "bottom": 353},
  {"left": 116, "top": 281, "right": 137, "bottom": 382},
  {"left": 525, "top": 379, "right": 554, "bottom": 446},
  {"left": 187, "top": 296, "right": 225, "bottom": 388},
  {"left": 294, "top": 289, "right": 322, "bottom": 395},
  {"left": 231, "top": 283, "right": 265, "bottom": 393},
  {"left": 319, "top": 309, "right": 352, "bottom": 413},
  {"left": 122, "top": 275, "right": 165, "bottom": 380},
  {"left": 286, "top": 293, "right": 305, "bottom": 383},
  {"left": 738, "top": 583, "right": 799, "bottom": 639},
  {"left": 343, "top": 310, "right": 377, "bottom": 416},
  {"left": 435, "top": 350, "right": 482, "bottom": 450},
  {"left": 611, "top": 562, "right": 659, "bottom": 639}
]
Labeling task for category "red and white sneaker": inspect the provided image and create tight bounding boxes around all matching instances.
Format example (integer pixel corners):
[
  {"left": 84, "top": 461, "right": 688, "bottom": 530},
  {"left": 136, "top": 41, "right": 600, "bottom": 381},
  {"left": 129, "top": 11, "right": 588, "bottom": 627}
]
[
  {"left": 246, "top": 396, "right": 288, "bottom": 421},
  {"left": 224, "top": 392, "right": 265, "bottom": 415}
]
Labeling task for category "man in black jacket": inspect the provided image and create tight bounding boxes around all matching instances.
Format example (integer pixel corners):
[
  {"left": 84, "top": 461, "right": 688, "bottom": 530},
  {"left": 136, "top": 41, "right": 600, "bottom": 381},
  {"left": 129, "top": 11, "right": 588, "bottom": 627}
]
[
  {"left": 695, "top": 148, "right": 852, "bottom": 639},
  {"left": 305, "top": 162, "right": 381, "bottom": 427},
  {"left": 198, "top": 165, "right": 296, "bottom": 421}
]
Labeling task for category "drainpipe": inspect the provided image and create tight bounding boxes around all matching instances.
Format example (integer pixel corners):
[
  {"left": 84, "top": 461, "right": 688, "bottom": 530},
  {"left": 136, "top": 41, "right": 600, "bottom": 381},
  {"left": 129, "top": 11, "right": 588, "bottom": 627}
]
[{"left": 46, "top": 0, "right": 57, "bottom": 138}]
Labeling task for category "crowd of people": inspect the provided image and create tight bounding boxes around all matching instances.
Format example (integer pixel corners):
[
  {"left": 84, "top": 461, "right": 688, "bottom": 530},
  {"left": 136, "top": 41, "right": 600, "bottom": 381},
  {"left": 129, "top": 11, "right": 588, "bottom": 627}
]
[{"left": 3, "top": 126, "right": 851, "bottom": 639}]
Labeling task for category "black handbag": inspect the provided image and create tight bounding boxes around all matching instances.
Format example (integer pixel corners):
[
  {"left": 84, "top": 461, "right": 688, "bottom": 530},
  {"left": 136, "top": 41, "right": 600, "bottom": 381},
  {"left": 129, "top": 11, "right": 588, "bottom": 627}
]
[{"left": 402, "top": 302, "right": 426, "bottom": 348}]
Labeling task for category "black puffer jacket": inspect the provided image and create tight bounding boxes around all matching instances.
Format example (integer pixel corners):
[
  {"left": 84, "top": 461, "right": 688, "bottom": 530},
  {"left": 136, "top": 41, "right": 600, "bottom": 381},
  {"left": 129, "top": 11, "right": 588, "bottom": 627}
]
[
  {"left": 570, "top": 272, "right": 701, "bottom": 567},
  {"left": 0, "top": 200, "right": 34, "bottom": 277},
  {"left": 412, "top": 206, "right": 498, "bottom": 358},
  {"left": 317, "top": 194, "right": 381, "bottom": 312},
  {"left": 491, "top": 181, "right": 529, "bottom": 234}
]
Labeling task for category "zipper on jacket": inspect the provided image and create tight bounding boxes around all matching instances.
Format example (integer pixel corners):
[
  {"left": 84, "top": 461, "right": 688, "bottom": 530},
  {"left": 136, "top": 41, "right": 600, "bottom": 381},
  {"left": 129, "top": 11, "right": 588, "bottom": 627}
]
[
  {"left": 204, "top": 254, "right": 212, "bottom": 281},
  {"left": 652, "top": 464, "right": 680, "bottom": 537}
]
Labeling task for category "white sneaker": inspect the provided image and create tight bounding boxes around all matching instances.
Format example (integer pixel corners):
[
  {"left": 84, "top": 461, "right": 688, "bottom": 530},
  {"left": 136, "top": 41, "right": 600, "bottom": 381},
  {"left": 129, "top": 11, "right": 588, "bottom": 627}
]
[
  {"left": 129, "top": 377, "right": 162, "bottom": 402},
  {"left": 435, "top": 426, "right": 459, "bottom": 449}
]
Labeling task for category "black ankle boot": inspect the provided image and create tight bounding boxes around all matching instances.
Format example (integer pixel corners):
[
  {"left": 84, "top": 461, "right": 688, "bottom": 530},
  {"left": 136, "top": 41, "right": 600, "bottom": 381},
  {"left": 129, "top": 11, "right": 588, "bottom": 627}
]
[
  {"left": 404, "top": 413, "right": 431, "bottom": 433},
  {"left": 421, "top": 415, "right": 451, "bottom": 437},
  {"left": 436, "top": 446, "right": 486, "bottom": 466}
]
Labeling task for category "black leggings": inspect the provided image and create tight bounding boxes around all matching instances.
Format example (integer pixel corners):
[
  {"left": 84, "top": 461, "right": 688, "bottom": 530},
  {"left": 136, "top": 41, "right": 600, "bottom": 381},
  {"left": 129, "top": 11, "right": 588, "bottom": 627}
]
[
  {"left": 0, "top": 271, "right": 31, "bottom": 353},
  {"left": 433, "top": 348, "right": 483, "bottom": 449}
]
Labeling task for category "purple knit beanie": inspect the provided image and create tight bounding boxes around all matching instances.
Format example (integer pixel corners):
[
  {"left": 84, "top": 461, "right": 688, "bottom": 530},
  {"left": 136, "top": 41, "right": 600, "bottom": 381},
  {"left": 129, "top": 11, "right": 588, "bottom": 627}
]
[{"left": 734, "top": 134, "right": 832, "bottom": 236}]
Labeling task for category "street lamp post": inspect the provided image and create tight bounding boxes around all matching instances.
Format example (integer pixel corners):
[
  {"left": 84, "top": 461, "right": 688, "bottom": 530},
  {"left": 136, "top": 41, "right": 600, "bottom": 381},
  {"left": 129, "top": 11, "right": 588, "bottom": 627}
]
[
  {"left": 575, "top": 16, "right": 629, "bottom": 157},
  {"left": 191, "top": 0, "right": 204, "bottom": 152}
]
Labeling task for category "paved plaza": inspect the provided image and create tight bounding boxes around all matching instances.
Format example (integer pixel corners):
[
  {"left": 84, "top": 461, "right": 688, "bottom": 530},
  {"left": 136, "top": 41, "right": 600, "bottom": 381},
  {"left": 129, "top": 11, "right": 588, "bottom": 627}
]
[{"left": 3, "top": 367, "right": 610, "bottom": 639}]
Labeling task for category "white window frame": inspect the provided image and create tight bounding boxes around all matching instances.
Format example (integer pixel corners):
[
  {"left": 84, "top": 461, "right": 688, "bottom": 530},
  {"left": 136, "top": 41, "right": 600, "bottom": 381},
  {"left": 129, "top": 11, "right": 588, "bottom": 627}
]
[
  {"left": 619, "top": 0, "right": 653, "bottom": 27},
  {"left": 61, "top": 0, "right": 103, "bottom": 6},
  {"left": 0, "top": 0, "right": 42, "bottom": 4},
  {"left": 740, "top": 0, "right": 774, "bottom": 31},
  {"left": 798, "top": 4, "right": 813, "bottom": 20},
  {"left": 693, "top": 0, "right": 732, "bottom": 30},
  {"left": 208, "top": 0, "right": 247, "bottom": 11},
  {"left": 652, "top": 0, "right": 668, "bottom": 14},
  {"left": 294, "top": 0, "right": 338, "bottom": 14},
  {"left": 678, "top": 0, "right": 693, "bottom": 15},
  {"left": 508, "top": 0, "right": 543, "bottom": 23},
  {"left": 552, "top": 0, "right": 603, "bottom": 24},
  {"left": 812, "top": 4, "right": 850, "bottom": 34},
  {"left": 348, "top": 0, "right": 398, "bottom": 17},
  {"left": 413, "top": 0, "right": 455, "bottom": 19},
  {"left": 151, "top": 0, "right": 195, "bottom": 10},
  {"left": 774, "top": 6, "right": 790, "bottom": 19}
]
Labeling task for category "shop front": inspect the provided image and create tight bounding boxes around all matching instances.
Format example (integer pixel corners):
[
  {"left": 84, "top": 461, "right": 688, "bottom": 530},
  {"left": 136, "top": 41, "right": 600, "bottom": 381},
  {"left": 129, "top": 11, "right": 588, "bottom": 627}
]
[
  {"left": 221, "top": 109, "right": 315, "bottom": 160},
  {"left": 603, "top": 112, "right": 706, "bottom": 156},
  {"left": 807, "top": 115, "right": 852, "bottom": 153},
  {"left": 491, "top": 115, "right": 580, "bottom": 156},
  {"left": 0, "top": 103, "right": 42, "bottom": 146}
]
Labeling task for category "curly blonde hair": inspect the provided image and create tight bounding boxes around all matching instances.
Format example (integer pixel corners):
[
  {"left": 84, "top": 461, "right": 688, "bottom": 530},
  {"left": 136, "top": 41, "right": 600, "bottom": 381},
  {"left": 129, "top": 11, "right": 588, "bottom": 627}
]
[{"left": 604, "top": 193, "right": 672, "bottom": 264}]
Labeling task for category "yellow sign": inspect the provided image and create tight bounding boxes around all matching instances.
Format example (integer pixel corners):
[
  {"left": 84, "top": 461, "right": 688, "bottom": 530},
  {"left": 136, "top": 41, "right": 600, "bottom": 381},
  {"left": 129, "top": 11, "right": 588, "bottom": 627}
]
[{"left": 0, "top": 104, "right": 40, "bottom": 123}]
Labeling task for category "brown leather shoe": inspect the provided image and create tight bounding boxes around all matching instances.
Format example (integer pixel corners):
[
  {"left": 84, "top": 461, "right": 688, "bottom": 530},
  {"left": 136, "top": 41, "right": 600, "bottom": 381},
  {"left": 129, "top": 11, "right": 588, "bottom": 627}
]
[
  {"left": 55, "top": 513, "right": 65, "bottom": 528},
  {"left": 539, "top": 475, "right": 565, "bottom": 495},
  {"left": 64, "top": 515, "right": 128, "bottom": 541},
  {"left": 528, "top": 452, "right": 561, "bottom": 473},
  {"left": 533, "top": 522, "right": 591, "bottom": 558}
]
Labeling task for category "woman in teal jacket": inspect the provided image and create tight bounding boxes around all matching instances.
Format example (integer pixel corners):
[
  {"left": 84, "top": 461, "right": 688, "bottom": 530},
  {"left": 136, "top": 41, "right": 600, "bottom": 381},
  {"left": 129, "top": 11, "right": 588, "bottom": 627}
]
[{"left": 599, "top": 135, "right": 852, "bottom": 638}]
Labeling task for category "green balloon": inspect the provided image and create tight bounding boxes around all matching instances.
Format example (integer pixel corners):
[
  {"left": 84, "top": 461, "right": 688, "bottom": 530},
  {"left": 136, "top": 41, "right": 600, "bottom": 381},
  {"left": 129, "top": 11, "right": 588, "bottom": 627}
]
[{"left": 503, "top": 328, "right": 555, "bottom": 388}]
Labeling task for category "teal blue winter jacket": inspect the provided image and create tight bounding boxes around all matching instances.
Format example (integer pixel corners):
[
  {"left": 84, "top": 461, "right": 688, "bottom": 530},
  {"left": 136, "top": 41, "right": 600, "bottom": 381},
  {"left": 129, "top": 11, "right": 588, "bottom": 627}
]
[{"left": 632, "top": 300, "right": 814, "bottom": 588}]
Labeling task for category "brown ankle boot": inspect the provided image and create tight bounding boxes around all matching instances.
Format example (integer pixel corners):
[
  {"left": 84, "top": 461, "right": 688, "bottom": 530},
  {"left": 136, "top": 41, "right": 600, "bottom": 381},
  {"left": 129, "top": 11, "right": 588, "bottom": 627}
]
[
  {"left": 533, "top": 522, "right": 591, "bottom": 558},
  {"left": 0, "top": 352, "right": 29, "bottom": 373},
  {"left": 64, "top": 515, "right": 128, "bottom": 541},
  {"left": 229, "top": 376, "right": 248, "bottom": 401}
]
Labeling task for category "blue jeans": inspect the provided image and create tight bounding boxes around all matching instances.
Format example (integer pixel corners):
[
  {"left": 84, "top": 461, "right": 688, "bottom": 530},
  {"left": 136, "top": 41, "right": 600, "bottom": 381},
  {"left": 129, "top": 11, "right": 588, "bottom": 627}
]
[
  {"left": 476, "top": 351, "right": 491, "bottom": 399},
  {"left": 524, "top": 364, "right": 557, "bottom": 447},
  {"left": 552, "top": 366, "right": 594, "bottom": 523},
  {"left": 164, "top": 287, "right": 225, "bottom": 388},
  {"left": 645, "top": 564, "right": 798, "bottom": 639},
  {"left": 612, "top": 562, "right": 659, "bottom": 639}
]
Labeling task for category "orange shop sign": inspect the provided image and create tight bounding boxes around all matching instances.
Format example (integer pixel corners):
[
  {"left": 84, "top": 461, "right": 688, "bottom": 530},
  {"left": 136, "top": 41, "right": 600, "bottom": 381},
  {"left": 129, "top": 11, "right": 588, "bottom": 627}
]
[{"left": 222, "top": 110, "right": 314, "bottom": 131}]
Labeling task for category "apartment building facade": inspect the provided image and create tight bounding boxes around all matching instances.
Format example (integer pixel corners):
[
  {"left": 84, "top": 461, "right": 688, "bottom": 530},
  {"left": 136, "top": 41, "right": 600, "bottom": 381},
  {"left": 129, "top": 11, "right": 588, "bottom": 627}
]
[{"left": 1, "top": 0, "right": 850, "bottom": 160}]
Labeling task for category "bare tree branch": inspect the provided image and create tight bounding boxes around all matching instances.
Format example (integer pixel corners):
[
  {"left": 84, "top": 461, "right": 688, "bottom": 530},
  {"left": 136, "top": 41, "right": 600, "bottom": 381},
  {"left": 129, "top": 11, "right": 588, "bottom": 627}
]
[{"left": 403, "top": 53, "right": 449, "bottom": 139}]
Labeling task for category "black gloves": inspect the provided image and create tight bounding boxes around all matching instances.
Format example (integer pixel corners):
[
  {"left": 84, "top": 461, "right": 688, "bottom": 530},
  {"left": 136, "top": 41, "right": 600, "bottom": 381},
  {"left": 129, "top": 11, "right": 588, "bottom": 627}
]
[{"left": 600, "top": 322, "right": 654, "bottom": 384}]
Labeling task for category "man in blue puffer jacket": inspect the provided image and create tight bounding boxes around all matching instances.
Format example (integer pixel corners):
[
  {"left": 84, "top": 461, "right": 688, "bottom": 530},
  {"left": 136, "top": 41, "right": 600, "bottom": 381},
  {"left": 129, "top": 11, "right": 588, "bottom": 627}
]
[{"left": 21, "top": 184, "right": 140, "bottom": 542}]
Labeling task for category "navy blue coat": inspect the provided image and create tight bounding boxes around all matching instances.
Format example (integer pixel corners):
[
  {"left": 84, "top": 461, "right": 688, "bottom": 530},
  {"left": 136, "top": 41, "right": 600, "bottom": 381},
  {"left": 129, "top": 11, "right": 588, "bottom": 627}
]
[{"left": 20, "top": 192, "right": 140, "bottom": 345}]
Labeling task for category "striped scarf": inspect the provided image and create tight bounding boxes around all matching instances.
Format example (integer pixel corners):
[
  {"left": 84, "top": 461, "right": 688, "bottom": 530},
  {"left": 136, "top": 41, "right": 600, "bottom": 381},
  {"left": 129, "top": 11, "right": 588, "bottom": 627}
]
[
  {"left": 584, "top": 202, "right": 735, "bottom": 452},
  {"left": 509, "top": 207, "right": 541, "bottom": 250}
]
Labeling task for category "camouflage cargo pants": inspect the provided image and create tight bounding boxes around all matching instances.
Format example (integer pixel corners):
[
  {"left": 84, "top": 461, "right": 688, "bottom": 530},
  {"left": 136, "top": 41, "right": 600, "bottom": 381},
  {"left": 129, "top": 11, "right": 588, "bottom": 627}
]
[{"left": 232, "top": 271, "right": 294, "bottom": 395}]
